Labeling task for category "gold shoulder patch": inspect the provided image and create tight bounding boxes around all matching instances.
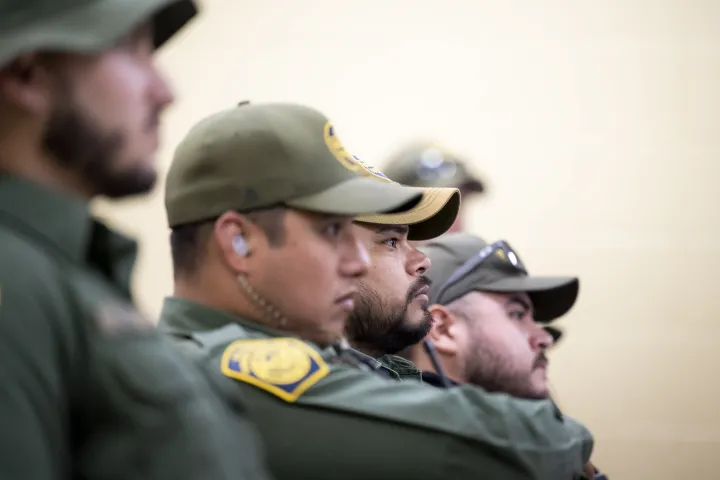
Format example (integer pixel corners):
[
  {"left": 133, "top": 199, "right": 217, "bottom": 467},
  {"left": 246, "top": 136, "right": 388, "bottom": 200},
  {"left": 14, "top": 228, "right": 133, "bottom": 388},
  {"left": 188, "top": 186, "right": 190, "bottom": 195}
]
[{"left": 221, "top": 337, "right": 329, "bottom": 403}]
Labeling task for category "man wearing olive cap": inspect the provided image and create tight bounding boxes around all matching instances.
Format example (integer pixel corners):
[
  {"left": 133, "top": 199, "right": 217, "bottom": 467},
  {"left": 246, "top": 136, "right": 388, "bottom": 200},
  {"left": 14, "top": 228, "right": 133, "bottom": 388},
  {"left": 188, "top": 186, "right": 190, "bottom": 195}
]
[
  {"left": 405, "top": 233, "right": 579, "bottom": 395},
  {"left": 158, "top": 101, "right": 594, "bottom": 480},
  {"left": 344, "top": 185, "right": 461, "bottom": 379},
  {"left": 404, "top": 232, "right": 608, "bottom": 479},
  {"left": 0, "top": 1, "right": 271, "bottom": 479}
]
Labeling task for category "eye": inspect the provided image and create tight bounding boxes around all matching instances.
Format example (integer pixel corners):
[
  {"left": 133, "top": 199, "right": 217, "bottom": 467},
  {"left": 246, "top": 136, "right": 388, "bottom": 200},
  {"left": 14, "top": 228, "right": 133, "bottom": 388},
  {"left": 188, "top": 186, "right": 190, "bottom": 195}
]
[
  {"left": 382, "top": 238, "right": 399, "bottom": 249},
  {"left": 508, "top": 310, "right": 526, "bottom": 320},
  {"left": 324, "top": 221, "right": 343, "bottom": 237}
]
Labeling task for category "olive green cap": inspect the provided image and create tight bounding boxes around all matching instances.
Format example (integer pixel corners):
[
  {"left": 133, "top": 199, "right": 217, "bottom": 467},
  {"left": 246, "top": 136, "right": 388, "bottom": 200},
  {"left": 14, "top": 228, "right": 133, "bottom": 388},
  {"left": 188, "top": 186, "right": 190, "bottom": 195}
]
[
  {"left": 0, "top": 0, "right": 198, "bottom": 68},
  {"left": 421, "top": 233, "right": 579, "bottom": 323},
  {"left": 382, "top": 142, "right": 485, "bottom": 193},
  {"left": 165, "top": 102, "right": 424, "bottom": 227}
]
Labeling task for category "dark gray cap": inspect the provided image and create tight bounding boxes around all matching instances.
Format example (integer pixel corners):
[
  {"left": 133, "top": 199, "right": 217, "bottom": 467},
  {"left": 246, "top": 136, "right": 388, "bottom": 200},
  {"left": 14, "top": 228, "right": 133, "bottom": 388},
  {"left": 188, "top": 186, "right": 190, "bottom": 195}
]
[{"left": 422, "top": 233, "right": 579, "bottom": 323}]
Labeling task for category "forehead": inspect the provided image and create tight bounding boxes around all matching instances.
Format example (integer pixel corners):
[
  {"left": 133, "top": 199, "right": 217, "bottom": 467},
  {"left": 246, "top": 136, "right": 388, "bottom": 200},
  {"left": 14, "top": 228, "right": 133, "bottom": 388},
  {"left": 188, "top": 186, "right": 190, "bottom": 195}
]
[
  {"left": 354, "top": 222, "right": 409, "bottom": 237},
  {"left": 461, "top": 291, "right": 533, "bottom": 310},
  {"left": 287, "top": 209, "right": 353, "bottom": 226}
]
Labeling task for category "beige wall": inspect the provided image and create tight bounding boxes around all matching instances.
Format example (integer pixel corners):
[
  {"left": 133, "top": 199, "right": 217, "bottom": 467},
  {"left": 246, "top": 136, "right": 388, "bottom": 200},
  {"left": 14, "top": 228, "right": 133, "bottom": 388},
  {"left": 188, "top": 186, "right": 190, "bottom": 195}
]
[{"left": 94, "top": 0, "right": 720, "bottom": 477}]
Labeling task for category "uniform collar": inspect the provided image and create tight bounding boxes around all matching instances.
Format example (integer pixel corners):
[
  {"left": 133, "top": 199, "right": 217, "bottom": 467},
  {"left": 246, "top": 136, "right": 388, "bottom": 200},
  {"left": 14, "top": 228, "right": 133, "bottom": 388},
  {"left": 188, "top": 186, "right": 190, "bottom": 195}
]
[
  {"left": 421, "top": 371, "right": 460, "bottom": 388},
  {"left": 377, "top": 354, "right": 423, "bottom": 380},
  {"left": 0, "top": 175, "right": 93, "bottom": 262},
  {"left": 159, "top": 296, "right": 292, "bottom": 338},
  {"left": 0, "top": 175, "right": 138, "bottom": 297}
]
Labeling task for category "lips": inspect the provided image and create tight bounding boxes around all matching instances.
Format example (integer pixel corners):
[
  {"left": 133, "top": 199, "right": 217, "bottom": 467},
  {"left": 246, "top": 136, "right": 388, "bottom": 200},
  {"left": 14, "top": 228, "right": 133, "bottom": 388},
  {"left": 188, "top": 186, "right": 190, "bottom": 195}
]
[
  {"left": 533, "top": 355, "right": 549, "bottom": 370},
  {"left": 335, "top": 291, "right": 356, "bottom": 304},
  {"left": 414, "top": 284, "right": 430, "bottom": 297}
]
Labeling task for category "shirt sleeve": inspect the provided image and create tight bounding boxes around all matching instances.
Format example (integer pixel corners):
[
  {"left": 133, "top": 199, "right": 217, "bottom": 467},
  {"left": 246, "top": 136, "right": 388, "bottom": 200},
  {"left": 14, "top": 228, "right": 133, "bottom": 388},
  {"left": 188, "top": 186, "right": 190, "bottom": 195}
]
[
  {"left": 300, "top": 363, "right": 594, "bottom": 479},
  {"left": 0, "top": 261, "right": 75, "bottom": 480}
]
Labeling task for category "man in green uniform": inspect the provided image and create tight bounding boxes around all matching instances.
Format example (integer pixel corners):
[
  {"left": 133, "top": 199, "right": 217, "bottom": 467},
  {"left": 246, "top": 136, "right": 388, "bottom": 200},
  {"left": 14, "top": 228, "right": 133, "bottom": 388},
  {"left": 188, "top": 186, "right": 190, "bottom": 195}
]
[
  {"left": 401, "top": 232, "right": 607, "bottom": 479},
  {"left": 159, "top": 100, "right": 594, "bottom": 480},
  {"left": 0, "top": 2, "right": 271, "bottom": 479},
  {"left": 343, "top": 184, "right": 461, "bottom": 380}
]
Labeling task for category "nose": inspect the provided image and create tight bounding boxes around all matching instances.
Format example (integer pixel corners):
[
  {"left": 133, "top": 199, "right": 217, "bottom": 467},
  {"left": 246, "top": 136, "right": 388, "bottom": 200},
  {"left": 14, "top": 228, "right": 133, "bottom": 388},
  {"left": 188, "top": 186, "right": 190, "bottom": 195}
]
[
  {"left": 340, "top": 231, "right": 370, "bottom": 278},
  {"left": 407, "top": 244, "right": 431, "bottom": 276},
  {"left": 529, "top": 323, "right": 554, "bottom": 351},
  {"left": 149, "top": 63, "right": 176, "bottom": 110}
]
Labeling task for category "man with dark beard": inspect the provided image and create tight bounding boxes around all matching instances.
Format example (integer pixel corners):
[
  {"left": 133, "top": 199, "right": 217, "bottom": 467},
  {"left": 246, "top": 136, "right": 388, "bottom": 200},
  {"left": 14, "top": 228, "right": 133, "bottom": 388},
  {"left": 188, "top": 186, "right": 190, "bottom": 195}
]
[
  {"left": 0, "top": 2, "right": 271, "bottom": 480},
  {"left": 404, "top": 233, "right": 578, "bottom": 396},
  {"left": 344, "top": 184, "right": 461, "bottom": 379},
  {"left": 403, "top": 232, "right": 608, "bottom": 479}
]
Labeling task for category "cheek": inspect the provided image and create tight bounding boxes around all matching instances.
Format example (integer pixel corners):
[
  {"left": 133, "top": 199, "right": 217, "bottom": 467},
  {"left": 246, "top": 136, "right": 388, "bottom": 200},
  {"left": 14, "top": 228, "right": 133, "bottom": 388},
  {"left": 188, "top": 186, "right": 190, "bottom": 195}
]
[
  {"left": 478, "top": 321, "right": 532, "bottom": 358},
  {"left": 284, "top": 244, "right": 342, "bottom": 300},
  {"left": 74, "top": 55, "right": 148, "bottom": 128},
  {"left": 367, "top": 258, "right": 407, "bottom": 298}
]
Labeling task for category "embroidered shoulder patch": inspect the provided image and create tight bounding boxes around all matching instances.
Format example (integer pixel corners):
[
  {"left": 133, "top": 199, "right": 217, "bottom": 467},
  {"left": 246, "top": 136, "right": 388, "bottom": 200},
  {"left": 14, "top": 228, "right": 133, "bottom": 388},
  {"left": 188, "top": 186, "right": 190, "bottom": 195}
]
[{"left": 221, "top": 337, "right": 329, "bottom": 403}]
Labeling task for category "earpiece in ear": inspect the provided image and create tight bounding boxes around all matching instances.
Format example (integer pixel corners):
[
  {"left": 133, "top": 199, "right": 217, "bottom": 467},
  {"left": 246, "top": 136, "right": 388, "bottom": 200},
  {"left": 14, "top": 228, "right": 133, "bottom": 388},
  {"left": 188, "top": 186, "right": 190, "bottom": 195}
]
[{"left": 232, "top": 235, "right": 249, "bottom": 256}]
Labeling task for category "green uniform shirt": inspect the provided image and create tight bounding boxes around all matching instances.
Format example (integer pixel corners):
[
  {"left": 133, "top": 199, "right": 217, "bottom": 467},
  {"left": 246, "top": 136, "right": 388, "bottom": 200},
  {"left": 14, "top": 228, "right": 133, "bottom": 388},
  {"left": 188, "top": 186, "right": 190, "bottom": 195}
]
[
  {"left": 0, "top": 176, "right": 271, "bottom": 480},
  {"left": 159, "top": 296, "right": 594, "bottom": 480}
]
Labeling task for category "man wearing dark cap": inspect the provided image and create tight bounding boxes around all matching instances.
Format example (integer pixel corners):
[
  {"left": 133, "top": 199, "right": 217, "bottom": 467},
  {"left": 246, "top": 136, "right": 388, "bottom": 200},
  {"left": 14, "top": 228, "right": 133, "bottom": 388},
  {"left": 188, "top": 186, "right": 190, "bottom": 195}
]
[
  {"left": 382, "top": 142, "right": 486, "bottom": 234},
  {"left": 158, "top": 101, "right": 595, "bottom": 480},
  {"left": 0, "top": 2, "right": 271, "bottom": 479},
  {"left": 405, "top": 233, "right": 578, "bottom": 395},
  {"left": 405, "top": 232, "right": 608, "bottom": 479}
]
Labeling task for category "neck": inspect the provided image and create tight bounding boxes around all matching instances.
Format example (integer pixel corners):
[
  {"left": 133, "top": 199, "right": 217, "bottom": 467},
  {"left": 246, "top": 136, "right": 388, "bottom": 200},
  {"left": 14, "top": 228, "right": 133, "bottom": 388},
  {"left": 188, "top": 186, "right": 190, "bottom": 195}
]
[
  {"left": 411, "top": 343, "right": 464, "bottom": 383},
  {"left": 349, "top": 343, "right": 386, "bottom": 358},
  {"left": 173, "top": 274, "right": 264, "bottom": 324},
  {"left": 0, "top": 132, "right": 93, "bottom": 200}
]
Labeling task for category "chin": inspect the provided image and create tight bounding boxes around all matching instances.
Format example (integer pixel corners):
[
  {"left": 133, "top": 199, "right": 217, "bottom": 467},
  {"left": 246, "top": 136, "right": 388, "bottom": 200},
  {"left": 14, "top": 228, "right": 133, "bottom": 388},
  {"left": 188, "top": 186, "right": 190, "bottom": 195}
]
[{"left": 406, "top": 304, "right": 429, "bottom": 325}]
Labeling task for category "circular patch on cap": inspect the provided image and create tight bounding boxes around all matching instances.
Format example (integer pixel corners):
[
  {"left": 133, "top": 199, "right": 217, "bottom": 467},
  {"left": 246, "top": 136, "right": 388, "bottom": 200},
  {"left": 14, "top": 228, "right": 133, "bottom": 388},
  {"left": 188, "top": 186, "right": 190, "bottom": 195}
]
[{"left": 323, "top": 121, "right": 391, "bottom": 181}]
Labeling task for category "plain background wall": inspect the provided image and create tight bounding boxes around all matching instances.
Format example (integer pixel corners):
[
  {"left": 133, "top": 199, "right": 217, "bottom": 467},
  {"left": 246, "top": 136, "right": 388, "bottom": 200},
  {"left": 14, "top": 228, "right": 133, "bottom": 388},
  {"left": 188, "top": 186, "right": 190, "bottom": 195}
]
[{"left": 93, "top": 0, "right": 720, "bottom": 477}]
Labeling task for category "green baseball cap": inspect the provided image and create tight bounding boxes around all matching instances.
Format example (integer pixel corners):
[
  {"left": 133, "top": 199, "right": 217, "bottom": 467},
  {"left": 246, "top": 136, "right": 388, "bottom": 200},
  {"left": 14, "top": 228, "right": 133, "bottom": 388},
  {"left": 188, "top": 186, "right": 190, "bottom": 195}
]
[
  {"left": 382, "top": 141, "right": 485, "bottom": 193},
  {"left": 165, "top": 102, "right": 424, "bottom": 227},
  {"left": 0, "top": 0, "right": 197, "bottom": 68},
  {"left": 421, "top": 233, "right": 579, "bottom": 323}
]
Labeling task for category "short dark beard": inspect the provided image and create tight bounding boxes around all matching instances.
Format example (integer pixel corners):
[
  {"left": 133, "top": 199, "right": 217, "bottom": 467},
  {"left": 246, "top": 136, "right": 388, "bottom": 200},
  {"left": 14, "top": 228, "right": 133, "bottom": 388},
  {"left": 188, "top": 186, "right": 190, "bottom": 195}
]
[
  {"left": 464, "top": 336, "right": 549, "bottom": 400},
  {"left": 42, "top": 87, "right": 157, "bottom": 199},
  {"left": 346, "top": 277, "right": 433, "bottom": 357}
]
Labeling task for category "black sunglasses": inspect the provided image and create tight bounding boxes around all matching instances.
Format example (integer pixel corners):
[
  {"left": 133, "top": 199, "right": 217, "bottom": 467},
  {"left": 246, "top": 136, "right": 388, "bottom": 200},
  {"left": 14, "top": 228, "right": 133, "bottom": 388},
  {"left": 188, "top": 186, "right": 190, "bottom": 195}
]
[{"left": 434, "top": 239, "right": 526, "bottom": 303}]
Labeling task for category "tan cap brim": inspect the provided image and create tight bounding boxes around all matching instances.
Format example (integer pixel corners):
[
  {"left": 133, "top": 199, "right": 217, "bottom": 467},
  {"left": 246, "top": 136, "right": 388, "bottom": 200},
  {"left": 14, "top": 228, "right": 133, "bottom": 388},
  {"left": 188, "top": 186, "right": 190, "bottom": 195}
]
[
  {"left": 0, "top": 0, "right": 196, "bottom": 68},
  {"left": 354, "top": 187, "right": 461, "bottom": 240},
  {"left": 286, "top": 177, "right": 423, "bottom": 216}
]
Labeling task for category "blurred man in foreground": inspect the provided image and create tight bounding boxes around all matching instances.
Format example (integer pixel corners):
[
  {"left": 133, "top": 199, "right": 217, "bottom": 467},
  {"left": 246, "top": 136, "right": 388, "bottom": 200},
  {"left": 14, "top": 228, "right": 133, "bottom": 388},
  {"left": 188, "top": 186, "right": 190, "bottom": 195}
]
[{"left": 0, "top": 1, "right": 271, "bottom": 479}]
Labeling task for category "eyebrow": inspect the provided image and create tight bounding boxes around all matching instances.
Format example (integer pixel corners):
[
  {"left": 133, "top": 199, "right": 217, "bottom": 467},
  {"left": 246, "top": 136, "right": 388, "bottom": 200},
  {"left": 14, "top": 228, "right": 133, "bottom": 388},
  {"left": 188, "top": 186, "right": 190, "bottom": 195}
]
[{"left": 374, "top": 224, "right": 410, "bottom": 237}]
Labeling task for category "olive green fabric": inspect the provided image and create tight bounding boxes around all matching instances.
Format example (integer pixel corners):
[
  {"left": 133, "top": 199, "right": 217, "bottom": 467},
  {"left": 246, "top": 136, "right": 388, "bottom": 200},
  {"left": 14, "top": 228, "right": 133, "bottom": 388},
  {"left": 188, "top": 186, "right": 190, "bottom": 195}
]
[
  {"left": 0, "top": 0, "right": 198, "bottom": 68},
  {"left": 0, "top": 176, "right": 271, "bottom": 480},
  {"left": 159, "top": 296, "right": 594, "bottom": 480},
  {"left": 422, "top": 233, "right": 579, "bottom": 323},
  {"left": 382, "top": 141, "right": 485, "bottom": 192},
  {"left": 165, "top": 102, "right": 423, "bottom": 227},
  {"left": 376, "top": 353, "right": 423, "bottom": 381}
]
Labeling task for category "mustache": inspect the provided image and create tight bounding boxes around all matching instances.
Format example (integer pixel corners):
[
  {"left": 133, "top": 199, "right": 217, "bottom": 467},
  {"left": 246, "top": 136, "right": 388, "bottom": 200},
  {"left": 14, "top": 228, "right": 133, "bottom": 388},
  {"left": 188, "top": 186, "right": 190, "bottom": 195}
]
[
  {"left": 533, "top": 353, "right": 549, "bottom": 369},
  {"left": 406, "top": 276, "right": 432, "bottom": 303}
]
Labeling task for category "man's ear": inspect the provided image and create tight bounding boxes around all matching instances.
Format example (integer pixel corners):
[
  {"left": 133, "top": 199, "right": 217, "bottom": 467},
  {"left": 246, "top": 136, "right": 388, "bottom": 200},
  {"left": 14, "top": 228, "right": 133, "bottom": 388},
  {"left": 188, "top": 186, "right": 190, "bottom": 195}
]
[
  {"left": 427, "top": 304, "right": 462, "bottom": 356},
  {"left": 214, "top": 211, "right": 262, "bottom": 274},
  {"left": 0, "top": 53, "right": 55, "bottom": 115}
]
